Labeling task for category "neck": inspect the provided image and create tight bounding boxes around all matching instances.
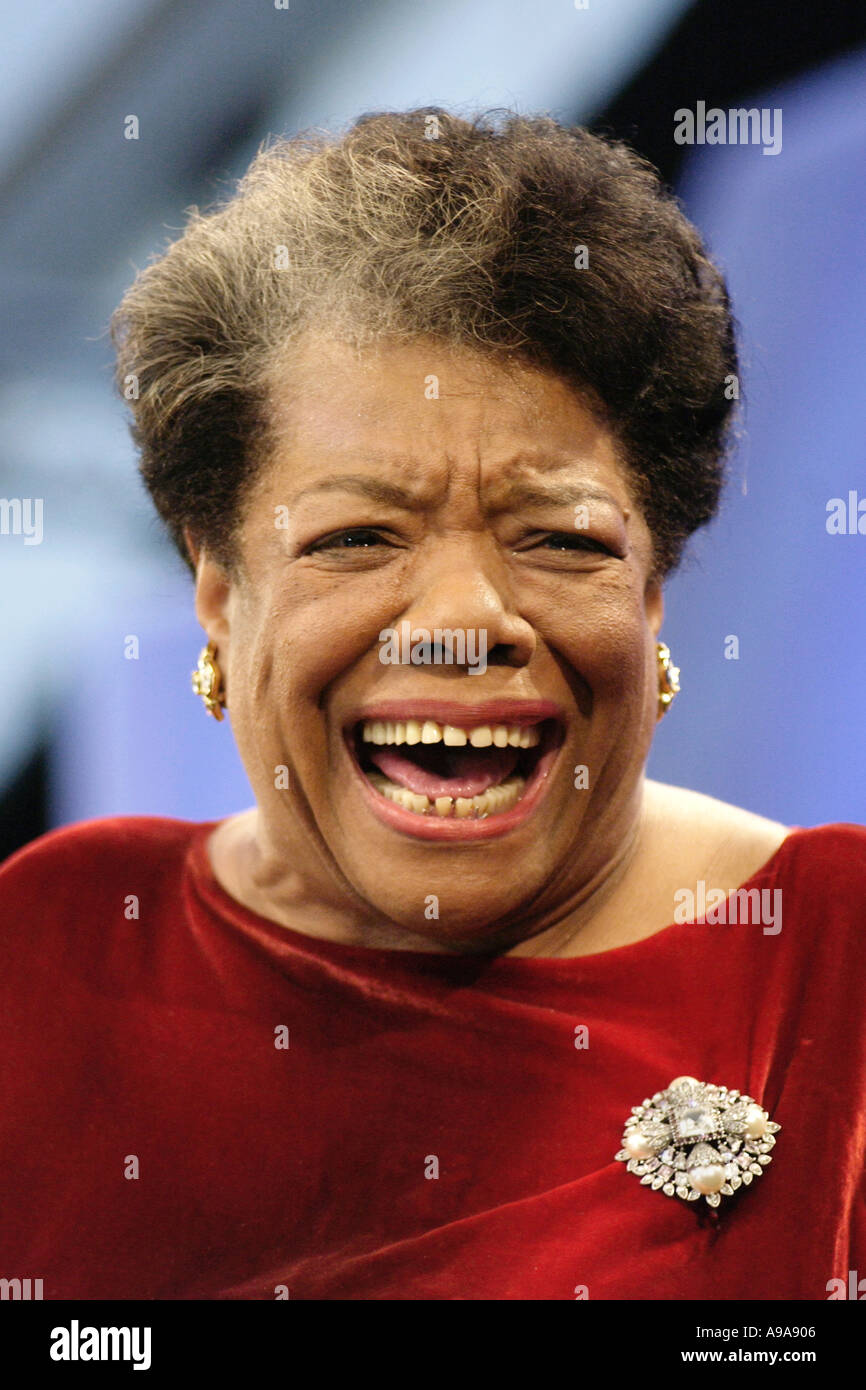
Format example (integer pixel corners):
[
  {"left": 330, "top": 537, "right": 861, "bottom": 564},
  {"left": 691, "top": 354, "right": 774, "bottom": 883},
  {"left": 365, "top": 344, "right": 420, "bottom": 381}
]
[{"left": 504, "top": 786, "right": 649, "bottom": 957}]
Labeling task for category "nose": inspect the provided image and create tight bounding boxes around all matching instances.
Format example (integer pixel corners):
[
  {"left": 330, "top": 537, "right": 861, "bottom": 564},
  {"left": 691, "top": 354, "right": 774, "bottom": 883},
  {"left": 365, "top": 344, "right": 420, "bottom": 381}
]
[{"left": 397, "top": 537, "right": 536, "bottom": 670}]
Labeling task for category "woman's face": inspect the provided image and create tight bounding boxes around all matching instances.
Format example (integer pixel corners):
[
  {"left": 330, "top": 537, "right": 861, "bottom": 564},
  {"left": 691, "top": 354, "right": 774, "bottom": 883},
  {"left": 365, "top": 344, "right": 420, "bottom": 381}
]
[{"left": 195, "top": 334, "right": 664, "bottom": 948}]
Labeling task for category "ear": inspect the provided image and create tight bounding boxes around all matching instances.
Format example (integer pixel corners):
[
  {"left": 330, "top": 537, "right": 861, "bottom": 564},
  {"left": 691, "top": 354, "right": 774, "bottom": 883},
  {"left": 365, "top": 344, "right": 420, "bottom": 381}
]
[
  {"left": 645, "top": 576, "right": 664, "bottom": 637},
  {"left": 182, "top": 525, "right": 200, "bottom": 570},
  {"left": 192, "top": 548, "right": 232, "bottom": 648}
]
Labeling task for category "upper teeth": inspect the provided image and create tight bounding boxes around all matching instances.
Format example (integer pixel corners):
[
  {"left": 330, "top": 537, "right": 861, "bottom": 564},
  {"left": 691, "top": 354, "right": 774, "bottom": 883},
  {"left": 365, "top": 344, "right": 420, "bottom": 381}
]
[{"left": 360, "top": 719, "right": 541, "bottom": 748}]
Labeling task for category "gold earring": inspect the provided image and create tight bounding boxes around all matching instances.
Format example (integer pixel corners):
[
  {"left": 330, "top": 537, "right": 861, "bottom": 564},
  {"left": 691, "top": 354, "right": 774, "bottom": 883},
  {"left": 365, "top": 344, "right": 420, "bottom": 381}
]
[
  {"left": 656, "top": 641, "right": 680, "bottom": 719},
  {"left": 191, "top": 641, "right": 226, "bottom": 721}
]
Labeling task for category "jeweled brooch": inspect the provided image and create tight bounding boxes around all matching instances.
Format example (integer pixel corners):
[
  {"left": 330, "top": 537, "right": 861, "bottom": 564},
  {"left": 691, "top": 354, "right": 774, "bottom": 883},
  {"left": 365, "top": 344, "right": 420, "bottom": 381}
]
[{"left": 615, "top": 1076, "right": 780, "bottom": 1209}]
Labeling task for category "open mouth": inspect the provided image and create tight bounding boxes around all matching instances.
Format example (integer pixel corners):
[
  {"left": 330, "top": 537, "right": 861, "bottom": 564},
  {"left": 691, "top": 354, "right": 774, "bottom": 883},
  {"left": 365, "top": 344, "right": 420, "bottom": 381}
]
[{"left": 345, "top": 711, "right": 564, "bottom": 829}]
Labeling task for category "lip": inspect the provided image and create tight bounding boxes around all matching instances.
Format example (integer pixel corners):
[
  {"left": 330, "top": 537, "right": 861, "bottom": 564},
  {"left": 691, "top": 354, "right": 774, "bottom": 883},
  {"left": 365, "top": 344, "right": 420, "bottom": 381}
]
[
  {"left": 344, "top": 698, "right": 565, "bottom": 731},
  {"left": 341, "top": 700, "right": 566, "bottom": 842}
]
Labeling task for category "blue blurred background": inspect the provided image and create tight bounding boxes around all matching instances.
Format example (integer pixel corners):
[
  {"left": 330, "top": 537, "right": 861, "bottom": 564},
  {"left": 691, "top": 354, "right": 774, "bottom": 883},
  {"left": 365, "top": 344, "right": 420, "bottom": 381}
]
[{"left": 1, "top": 0, "right": 864, "bottom": 859}]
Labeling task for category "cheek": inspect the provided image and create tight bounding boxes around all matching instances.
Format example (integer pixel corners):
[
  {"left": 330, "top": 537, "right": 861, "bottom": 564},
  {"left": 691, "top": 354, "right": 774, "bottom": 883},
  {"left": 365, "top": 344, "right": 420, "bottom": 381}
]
[
  {"left": 231, "top": 576, "right": 398, "bottom": 712},
  {"left": 529, "top": 571, "right": 651, "bottom": 695}
]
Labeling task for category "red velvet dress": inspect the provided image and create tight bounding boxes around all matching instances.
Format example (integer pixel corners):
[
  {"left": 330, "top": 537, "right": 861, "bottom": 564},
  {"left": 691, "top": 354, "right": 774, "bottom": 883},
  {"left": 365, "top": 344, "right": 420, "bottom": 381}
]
[{"left": 1, "top": 815, "right": 865, "bottom": 1300}]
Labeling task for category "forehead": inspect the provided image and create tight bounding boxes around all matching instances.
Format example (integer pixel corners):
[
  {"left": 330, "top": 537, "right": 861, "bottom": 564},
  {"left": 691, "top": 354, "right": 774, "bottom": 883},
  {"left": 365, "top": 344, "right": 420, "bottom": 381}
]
[{"left": 263, "top": 334, "right": 632, "bottom": 506}]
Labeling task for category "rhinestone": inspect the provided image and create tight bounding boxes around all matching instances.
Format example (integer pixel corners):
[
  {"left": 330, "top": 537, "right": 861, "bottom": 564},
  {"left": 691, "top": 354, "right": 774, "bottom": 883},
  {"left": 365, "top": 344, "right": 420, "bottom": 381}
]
[{"left": 670, "top": 1103, "right": 723, "bottom": 1146}]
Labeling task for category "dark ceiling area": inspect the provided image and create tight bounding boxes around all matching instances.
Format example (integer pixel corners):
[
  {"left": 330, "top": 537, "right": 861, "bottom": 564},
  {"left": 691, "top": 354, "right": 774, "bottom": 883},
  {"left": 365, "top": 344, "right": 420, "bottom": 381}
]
[{"left": 594, "top": 0, "right": 866, "bottom": 185}]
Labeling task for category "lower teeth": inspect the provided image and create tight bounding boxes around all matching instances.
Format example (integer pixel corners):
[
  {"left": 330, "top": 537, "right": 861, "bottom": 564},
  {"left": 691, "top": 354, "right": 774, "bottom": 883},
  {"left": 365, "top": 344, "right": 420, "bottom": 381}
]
[{"left": 366, "top": 772, "right": 526, "bottom": 818}]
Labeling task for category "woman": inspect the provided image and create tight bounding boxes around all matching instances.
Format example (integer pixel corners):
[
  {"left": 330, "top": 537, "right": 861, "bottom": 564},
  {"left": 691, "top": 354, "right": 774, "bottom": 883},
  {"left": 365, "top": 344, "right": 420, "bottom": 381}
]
[{"left": 1, "top": 109, "right": 864, "bottom": 1301}]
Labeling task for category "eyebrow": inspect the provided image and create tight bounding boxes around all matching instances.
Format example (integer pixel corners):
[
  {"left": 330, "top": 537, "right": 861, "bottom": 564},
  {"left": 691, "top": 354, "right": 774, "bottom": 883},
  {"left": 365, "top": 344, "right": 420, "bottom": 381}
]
[
  {"left": 291, "top": 473, "right": 623, "bottom": 514},
  {"left": 489, "top": 482, "right": 622, "bottom": 512},
  {"left": 291, "top": 474, "right": 431, "bottom": 510}
]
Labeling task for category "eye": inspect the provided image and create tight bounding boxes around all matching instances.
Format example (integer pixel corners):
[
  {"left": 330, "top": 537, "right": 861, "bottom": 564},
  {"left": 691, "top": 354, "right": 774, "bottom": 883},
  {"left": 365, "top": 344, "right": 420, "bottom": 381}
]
[
  {"left": 306, "top": 528, "right": 391, "bottom": 553},
  {"left": 535, "top": 532, "right": 614, "bottom": 554}
]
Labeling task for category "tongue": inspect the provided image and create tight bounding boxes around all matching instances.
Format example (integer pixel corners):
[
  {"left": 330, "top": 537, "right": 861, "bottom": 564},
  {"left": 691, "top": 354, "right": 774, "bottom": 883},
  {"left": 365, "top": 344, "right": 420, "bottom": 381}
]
[{"left": 367, "top": 746, "right": 520, "bottom": 798}]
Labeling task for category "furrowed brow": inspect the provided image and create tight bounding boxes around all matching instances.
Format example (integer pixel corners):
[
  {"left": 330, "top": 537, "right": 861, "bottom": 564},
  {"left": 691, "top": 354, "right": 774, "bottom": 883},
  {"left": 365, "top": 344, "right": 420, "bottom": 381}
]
[
  {"left": 291, "top": 474, "right": 431, "bottom": 510},
  {"left": 490, "top": 482, "right": 622, "bottom": 511}
]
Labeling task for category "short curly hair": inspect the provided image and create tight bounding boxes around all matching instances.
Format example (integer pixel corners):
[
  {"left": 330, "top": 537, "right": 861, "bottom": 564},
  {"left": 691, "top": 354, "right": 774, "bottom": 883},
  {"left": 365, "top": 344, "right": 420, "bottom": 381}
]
[{"left": 110, "top": 107, "right": 739, "bottom": 577}]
